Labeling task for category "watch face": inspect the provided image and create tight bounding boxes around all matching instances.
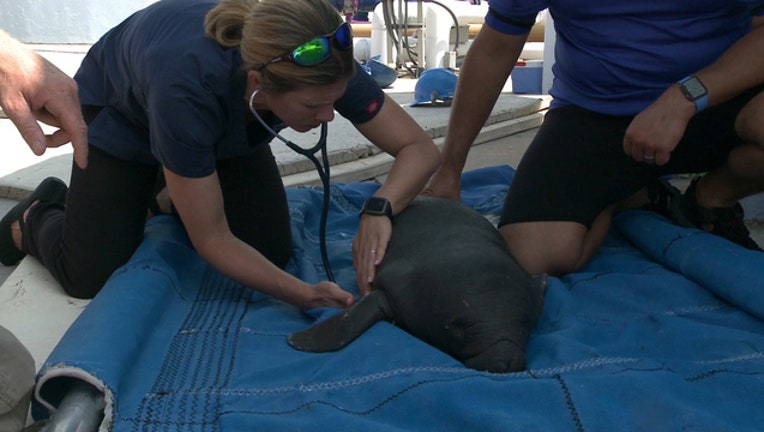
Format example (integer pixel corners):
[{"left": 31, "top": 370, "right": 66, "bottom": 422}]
[
  {"left": 681, "top": 77, "right": 707, "bottom": 100},
  {"left": 364, "top": 197, "right": 389, "bottom": 214}
]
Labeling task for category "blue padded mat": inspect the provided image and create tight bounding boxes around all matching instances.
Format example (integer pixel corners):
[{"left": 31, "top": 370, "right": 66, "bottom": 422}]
[{"left": 35, "top": 165, "right": 764, "bottom": 431}]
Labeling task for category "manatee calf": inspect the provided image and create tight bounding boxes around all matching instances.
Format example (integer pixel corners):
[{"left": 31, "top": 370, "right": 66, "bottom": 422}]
[{"left": 288, "top": 196, "right": 545, "bottom": 373}]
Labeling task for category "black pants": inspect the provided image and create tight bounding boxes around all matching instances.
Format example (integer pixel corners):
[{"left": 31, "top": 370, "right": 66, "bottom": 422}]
[
  {"left": 500, "top": 85, "right": 764, "bottom": 229},
  {"left": 23, "top": 132, "right": 291, "bottom": 299}
]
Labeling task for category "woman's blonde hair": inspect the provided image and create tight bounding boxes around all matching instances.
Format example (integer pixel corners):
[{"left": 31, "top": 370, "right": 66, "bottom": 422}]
[{"left": 204, "top": 0, "right": 355, "bottom": 92}]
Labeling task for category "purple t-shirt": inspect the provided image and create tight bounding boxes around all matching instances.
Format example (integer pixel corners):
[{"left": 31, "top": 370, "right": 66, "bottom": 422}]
[
  {"left": 486, "top": 0, "right": 764, "bottom": 115},
  {"left": 75, "top": 0, "right": 385, "bottom": 178}
]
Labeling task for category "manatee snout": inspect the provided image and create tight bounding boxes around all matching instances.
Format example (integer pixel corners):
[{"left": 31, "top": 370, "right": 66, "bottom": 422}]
[
  {"left": 463, "top": 340, "right": 527, "bottom": 373},
  {"left": 441, "top": 274, "right": 545, "bottom": 373},
  {"left": 446, "top": 305, "right": 538, "bottom": 373}
]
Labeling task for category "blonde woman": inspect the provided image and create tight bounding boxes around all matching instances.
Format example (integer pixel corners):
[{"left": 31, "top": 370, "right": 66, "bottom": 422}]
[{"left": 0, "top": 0, "right": 439, "bottom": 308}]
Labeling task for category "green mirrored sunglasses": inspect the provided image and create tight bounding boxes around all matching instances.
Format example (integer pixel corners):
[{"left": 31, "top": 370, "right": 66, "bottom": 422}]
[{"left": 254, "top": 22, "right": 353, "bottom": 71}]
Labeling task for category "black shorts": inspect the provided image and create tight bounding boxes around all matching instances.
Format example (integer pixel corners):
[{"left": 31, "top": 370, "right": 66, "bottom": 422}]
[{"left": 499, "top": 86, "right": 763, "bottom": 229}]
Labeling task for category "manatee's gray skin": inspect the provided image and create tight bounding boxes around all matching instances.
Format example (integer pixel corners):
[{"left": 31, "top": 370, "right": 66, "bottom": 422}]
[{"left": 288, "top": 196, "right": 545, "bottom": 373}]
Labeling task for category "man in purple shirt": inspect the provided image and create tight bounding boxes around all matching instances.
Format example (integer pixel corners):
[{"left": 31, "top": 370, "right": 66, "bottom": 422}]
[{"left": 426, "top": 1, "right": 764, "bottom": 277}]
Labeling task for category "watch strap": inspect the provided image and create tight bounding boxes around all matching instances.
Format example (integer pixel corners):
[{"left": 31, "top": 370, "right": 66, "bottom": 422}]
[{"left": 360, "top": 197, "right": 394, "bottom": 221}]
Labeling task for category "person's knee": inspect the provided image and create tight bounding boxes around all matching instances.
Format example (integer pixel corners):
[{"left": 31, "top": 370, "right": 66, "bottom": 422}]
[
  {"left": 519, "top": 245, "right": 582, "bottom": 277},
  {"left": 735, "top": 93, "right": 764, "bottom": 146},
  {"left": 500, "top": 222, "right": 586, "bottom": 276},
  {"left": 63, "top": 281, "right": 103, "bottom": 299},
  {"left": 60, "top": 268, "right": 114, "bottom": 299}
]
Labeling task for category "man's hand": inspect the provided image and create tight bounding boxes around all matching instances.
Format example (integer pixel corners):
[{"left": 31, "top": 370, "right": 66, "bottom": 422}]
[
  {"left": 0, "top": 31, "right": 88, "bottom": 168},
  {"left": 421, "top": 165, "right": 462, "bottom": 200},
  {"left": 623, "top": 84, "right": 695, "bottom": 166}
]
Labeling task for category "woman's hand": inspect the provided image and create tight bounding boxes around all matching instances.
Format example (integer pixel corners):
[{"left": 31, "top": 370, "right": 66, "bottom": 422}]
[
  {"left": 164, "top": 169, "right": 355, "bottom": 311},
  {"left": 352, "top": 214, "right": 392, "bottom": 297},
  {"left": 297, "top": 281, "right": 356, "bottom": 310}
]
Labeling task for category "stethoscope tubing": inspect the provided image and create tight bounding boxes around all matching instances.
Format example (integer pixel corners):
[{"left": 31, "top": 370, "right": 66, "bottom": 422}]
[{"left": 249, "top": 90, "right": 336, "bottom": 282}]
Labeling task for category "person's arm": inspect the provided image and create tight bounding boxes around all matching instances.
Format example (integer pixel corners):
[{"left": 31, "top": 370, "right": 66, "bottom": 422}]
[
  {"left": 351, "top": 93, "right": 440, "bottom": 295},
  {"left": 163, "top": 168, "right": 354, "bottom": 310},
  {"left": 623, "top": 17, "right": 764, "bottom": 165},
  {"left": 423, "top": 25, "right": 528, "bottom": 199},
  {"left": 0, "top": 29, "right": 88, "bottom": 168}
]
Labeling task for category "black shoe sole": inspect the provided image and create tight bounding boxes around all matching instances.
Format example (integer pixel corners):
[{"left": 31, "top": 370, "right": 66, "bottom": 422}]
[{"left": 0, "top": 177, "right": 68, "bottom": 265}]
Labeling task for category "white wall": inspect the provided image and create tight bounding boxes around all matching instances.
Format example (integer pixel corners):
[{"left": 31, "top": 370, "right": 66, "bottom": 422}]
[
  {"left": 0, "top": 0, "right": 158, "bottom": 43},
  {"left": 542, "top": 12, "right": 554, "bottom": 95}
]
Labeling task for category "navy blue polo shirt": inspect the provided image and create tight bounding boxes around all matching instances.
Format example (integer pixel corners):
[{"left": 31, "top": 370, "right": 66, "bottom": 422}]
[{"left": 75, "top": 0, "right": 384, "bottom": 178}]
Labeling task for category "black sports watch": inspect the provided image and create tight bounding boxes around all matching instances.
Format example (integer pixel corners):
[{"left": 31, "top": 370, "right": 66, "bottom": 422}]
[
  {"left": 678, "top": 75, "right": 708, "bottom": 113},
  {"left": 361, "top": 196, "right": 393, "bottom": 221}
]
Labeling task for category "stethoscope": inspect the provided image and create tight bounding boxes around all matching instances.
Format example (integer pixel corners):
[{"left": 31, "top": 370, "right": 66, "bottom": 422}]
[{"left": 248, "top": 89, "right": 335, "bottom": 282}]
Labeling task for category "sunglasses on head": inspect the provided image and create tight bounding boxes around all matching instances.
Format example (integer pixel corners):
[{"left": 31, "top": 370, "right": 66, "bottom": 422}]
[{"left": 254, "top": 22, "right": 353, "bottom": 71}]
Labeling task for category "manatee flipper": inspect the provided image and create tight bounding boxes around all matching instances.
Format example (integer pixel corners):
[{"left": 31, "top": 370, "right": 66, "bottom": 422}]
[{"left": 288, "top": 290, "right": 394, "bottom": 352}]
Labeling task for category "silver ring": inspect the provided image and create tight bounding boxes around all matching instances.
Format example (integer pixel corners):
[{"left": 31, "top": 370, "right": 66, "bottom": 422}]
[
  {"left": 370, "top": 249, "right": 376, "bottom": 254},
  {"left": 644, "top": 155, "right": 655, "bottom": 163}
]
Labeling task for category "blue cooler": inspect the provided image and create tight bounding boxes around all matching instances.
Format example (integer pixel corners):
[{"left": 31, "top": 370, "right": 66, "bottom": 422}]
[{"left": 511, "top": 60, "right": 543, "bottom": 94}]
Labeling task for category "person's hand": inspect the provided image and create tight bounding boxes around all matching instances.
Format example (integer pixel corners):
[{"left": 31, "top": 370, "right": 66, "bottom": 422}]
[
  {"left": 352, "top": 214, "right": 392, "bottom": 297},
  {"left": 0, "top": 32, "right": 88, "bottom": 168},
  {"left": 297, "top": 281, "right": 355, "bottom": 310},
  {"left": 623, "top": 85, "right": 695, "bottom": 166},
  {"left": 421, "top": 166, "right": 461, "bottom": 200}
]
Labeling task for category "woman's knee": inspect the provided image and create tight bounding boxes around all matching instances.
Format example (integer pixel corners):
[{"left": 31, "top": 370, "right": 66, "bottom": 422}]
[
  {"left": 55, "top": 247, "right": 138, "bottom": 299},
  {"left": 60, "top": 268, "right": 116, "bottom": 299}
]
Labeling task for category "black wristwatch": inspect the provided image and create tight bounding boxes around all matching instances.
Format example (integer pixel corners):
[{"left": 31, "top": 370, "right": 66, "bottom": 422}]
[
  {"left": 361, "top": 196, "right": 393, "bottom": 221},
  {"left": 678, "top": 75, "right": 708, "bottom": 113}
]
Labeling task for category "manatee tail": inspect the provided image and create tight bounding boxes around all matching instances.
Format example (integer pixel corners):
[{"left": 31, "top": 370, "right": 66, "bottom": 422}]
[{"left": 288, "top": 290, "right": 393, "bottom": 352}]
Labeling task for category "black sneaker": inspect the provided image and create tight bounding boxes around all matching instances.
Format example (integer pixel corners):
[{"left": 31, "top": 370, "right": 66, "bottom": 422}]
[
  {"left": 644, "top": 177, "right": 681, "bottom": 216},
  {"left": 678, "top": 178, "right": 762, "bottom": 252},
  {"left": 0, "top": 177, "right": 68, "bottom": 265},
  {"left": 643, "top": 177, "right": 699, "bottom": 228}
]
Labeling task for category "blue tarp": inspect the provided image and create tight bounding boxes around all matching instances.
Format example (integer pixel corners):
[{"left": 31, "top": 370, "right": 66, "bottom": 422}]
[{"left": 35, "top": 165, "right": 764, "bottom": 431}]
